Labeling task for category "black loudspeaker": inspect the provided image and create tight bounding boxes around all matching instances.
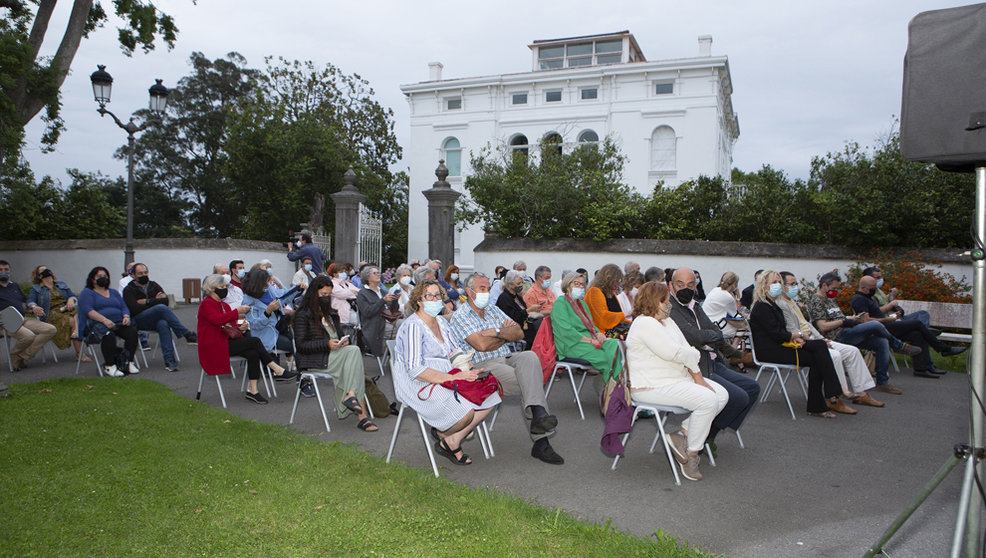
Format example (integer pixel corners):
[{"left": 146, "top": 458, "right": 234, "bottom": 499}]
[{"left": 900, "top": 2, "right": 986, "bottom": 172}]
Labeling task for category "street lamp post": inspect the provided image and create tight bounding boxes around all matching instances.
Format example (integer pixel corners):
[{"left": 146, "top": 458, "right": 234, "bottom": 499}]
[{"left": 89, "top": 65, "right": 169, "bottom": 268}]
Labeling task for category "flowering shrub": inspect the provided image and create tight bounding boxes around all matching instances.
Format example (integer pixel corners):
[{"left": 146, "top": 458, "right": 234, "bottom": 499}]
[
  {"left": 795, "top": 250, "right": 970, "bottom": 311},
  {"left": 380, "top": 267, "right": 396, "bottom": 286}
]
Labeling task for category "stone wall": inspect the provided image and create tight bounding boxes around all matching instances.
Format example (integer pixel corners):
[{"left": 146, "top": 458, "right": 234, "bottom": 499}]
[{"left": 472, "top": 236, "right": 971, "bottom": 289}]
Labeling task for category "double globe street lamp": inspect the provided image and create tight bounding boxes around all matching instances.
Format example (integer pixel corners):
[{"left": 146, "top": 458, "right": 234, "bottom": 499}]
[{"left": 89, "top": 65, "right": 169, "bottom": 267}]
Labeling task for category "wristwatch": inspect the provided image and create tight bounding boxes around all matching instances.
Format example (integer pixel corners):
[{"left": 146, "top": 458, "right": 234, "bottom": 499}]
[{"left": 494, "top": 327, "right": 501, "bottom": 337}]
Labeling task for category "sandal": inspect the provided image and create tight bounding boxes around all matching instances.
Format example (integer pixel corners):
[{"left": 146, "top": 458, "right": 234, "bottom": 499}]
[
  {"left": 357, "top": 417, "right": 378, "bottom": 432},
  {"left": 435, "top": 439, "right": 471, "bottom": 465},
  {"left": 808, "top": 411, "right": 837, "bottom": 419},
  {"left": 342, "top": 395, "right": 363, "bottom": 415}
]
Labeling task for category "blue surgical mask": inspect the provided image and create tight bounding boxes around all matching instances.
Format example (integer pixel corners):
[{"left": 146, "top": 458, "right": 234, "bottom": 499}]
[
  {"left": 304, "top": 264, "right": 312, "bottom": 272},
  {"left": 768, "top": 282, "right": 783, "bottom": 298},
  {"left": 786, "top": 285, "right": 799, "bottom": 298},
  {"left": 423, "top": 300, "right": 443, "bottom": 316},
  {"left": 450, "top": 273, "right": 459, "bottom": 281},
  {"left": 571, "top": 287, "right": 586, "bottom": 300},
  {"left": 338, "top": 272, "right": 347, "bottom": 280},
  {"left": 542, "top": 280, "right": 551, "bottom": 289},
  {"left": 876, "top": 278, "right": 884, "bottom": 289},
  {"left": 474, "top": 292, "right": 490, "bottom": 308},
  {"left": 236, "top": 269, "right": 245, "bottom": 279}
]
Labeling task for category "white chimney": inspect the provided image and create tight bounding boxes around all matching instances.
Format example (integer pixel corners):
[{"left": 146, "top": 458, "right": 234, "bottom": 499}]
[
  {"left": 428, "top": 62, "right": 444, "bottom": 81},
  {"left": 698, "top": 35, "right": 712, "bottom": 57}
]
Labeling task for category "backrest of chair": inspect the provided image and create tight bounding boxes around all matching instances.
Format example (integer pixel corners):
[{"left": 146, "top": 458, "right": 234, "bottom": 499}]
[
  {"left": 386, "top": 339, "right": 397, "bottom": 368},
  {"left": 0, "top": 306, "right": 25, "bottom": 334}
]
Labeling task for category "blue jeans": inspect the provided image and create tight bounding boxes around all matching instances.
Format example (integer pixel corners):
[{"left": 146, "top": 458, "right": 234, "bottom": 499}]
[
  {"left": 837, "top": 321, "right": 901, "bottom": 385},
  {"left": 709, "top": 361, "right": 761, "bottom": 436},
  {"left": 134, "top": 304, "right": 190, "bottom": 364},
  {"left": 903, "top": 309, "right": 930, "bottom": 327}
]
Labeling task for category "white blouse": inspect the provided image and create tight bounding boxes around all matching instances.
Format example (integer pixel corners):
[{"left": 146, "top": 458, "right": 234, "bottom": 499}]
[{"left": 626, "top": 315, "right": 701, "bottom": 389}]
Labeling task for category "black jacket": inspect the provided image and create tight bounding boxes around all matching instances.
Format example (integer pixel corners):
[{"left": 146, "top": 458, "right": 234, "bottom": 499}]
[
  {"left": 292, "top": 306, "right": 344, "bottom": 370},
  {"left": 123, "top": 280, "right": 168, "bottom": 317},
  {"left": 669, "top": 296, "right": 739, "bottom": 378},
  {"left": 748, "top": 298, "right": 796, "bottom": 363}
]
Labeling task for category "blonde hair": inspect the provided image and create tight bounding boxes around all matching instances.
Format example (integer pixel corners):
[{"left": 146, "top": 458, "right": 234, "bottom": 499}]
[
  {"left": 718, "top": 271, "right": 739, "bottom": 291},
  {"left": 753, "top": 270, "right": 782, "bottom": 303}
]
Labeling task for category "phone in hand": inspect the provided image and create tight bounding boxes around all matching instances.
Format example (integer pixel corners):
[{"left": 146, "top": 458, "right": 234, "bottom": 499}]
[
  {"left": 337, "top": 335, "right": 350, "bottom": 344},
  {"left": 476, "top": 369, "right": 490, "bottom": 379}
]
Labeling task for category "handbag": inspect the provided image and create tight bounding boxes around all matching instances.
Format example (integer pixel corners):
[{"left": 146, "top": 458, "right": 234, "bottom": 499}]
[
  {"left": 600, "top": 341, "right": 631, "bottom": 415},
  {"left": 604, "top": 321, "right": 631, "bottom": 340},
  {"left": 418, "top": 368, "right": 502, "bottom": 406},
  {"left": 220, "top": 322, "right": 244, "bottom": 339},
  {"left": 381, "top": 306, "right": 402, "bottom": 323}
]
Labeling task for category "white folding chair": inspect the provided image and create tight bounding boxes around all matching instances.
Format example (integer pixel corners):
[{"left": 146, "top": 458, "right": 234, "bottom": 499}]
[
  {"left": 196, "top": 368, "right": 230, "bottom": 408},
  {"left": 148, "top": 329, "right": 181, "bottom": 364},
  {"left": 385, "top": 402, "right": 494, "bottom": 477},
  {"left": 1, "top": 306, "right": 25, "bottom": 372},
  {"left": 237, "top": 356, "right": 274, "bottom": 398},
  {"left": 288, "top": 337, "right": 373, "bottom": 433},
  {"left": 544, "top": 358, "right": 594, "bottom": 420},
  {"left": 750, "top": 342, "right": 806, "bottom": 421},
  {"left": 610, "top": 402, "right": 716, "bottom": 486}
]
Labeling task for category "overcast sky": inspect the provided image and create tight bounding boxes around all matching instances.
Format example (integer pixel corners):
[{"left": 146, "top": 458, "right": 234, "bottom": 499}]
[{"left": 20, "top": 0, "right": 973, "bottom": 187}]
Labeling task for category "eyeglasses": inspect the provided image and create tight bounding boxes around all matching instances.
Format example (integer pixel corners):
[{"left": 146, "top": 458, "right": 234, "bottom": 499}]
[{"left": 422, "top": 292, "right": 443, "bottom": 301}]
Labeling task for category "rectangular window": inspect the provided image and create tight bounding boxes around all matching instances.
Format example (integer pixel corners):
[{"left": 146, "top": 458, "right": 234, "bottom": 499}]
[
  {"left": 595, "top": 39, "right": 622, "bottom": 53},
  {"left": 568, "top": 57, "right": 592, "bottom": 68},
  {"left": 539, "top": 59, "right": 563, "bottom": 70},
  {"left": 567, "top": 43, "right": 593, "bottom": 56},
  {"left": 580, "top": 88, "right": 598, "bottom": 100},
  {"left": 538, "top": 46, "right": 564, "bottom": 59},
  {"left": 596, "top": 54, "right": 622, "bottom": 65},
  {"left": 545, "top": 90, "right": 562, "bottom": 102},
  {"left": 654, "top": 82, "right": 674, "bottom": 95},
  {"left": 511, "top": 93, "right": 528, "bottom": 105},
  {"left": 445, "top": 97, "right": 462, "bottom": 110}
]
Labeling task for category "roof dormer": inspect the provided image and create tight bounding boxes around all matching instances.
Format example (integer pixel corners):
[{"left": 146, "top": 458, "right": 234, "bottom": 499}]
[{"left": 529, "top": 31, "right": 645, "bottom": 71}]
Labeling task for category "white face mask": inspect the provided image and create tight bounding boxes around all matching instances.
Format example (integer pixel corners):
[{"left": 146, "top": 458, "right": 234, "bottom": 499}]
[
  {"left": 337, "top": 272, "right": 347, "bottom": 280},
  {"left": 221, "top": 274, "right": 232, "bottom": 284},
  {"left": 399, "top": 276, "right": 411, "bottom": 286},
  {"left": 630, "top": 287, "right": 639, "bottom": 297},
  {"left": 473, "top": 292, "right": 490, "bottom": 308},
  {"left": 450, "top": 273, "right": 459, "bottom": 281}
]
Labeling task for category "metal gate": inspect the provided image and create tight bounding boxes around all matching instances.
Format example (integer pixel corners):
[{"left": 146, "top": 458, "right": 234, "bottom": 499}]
[{"left": 357, "top": 203, "right": 382, "bottom": 266}]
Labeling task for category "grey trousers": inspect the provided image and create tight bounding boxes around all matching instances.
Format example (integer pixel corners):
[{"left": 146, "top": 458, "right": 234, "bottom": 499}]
[{"left": 477, "top": 351, "right": 550, "bottom": 441}]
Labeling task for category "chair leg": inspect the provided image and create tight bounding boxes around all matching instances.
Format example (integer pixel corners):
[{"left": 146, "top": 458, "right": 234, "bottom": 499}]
[
  {"left": 735, "top": 429, "right": 745, "bottom": 449},
  {"left": 416, "top": 413, "right": 441, "bottom": 478},
  {"left": 655, "top": 412, "right": 682, "bottom": 486},
  {"left": 47, "top": 342, "right": 58, "bottom": 363},
  {"left": 565, "top": 366, "right": 585, "bottom": 420},
  {"left": 386, "top": 404, "right": 406, "bottom": 464},
  {"left": 311, "top": 377, "right": 331, "bottom": 433},
  {"left": 705, "top": 443, "right": 716, "bottom": 468},
  {"left": 611, "top": 408, "right": 643, "bottom": 470},
  {"left": 544, "top": 368, "right": 558, "bottom": 398},
  {"left": 289, "top": 374, "right": 304, "bottom": 425},
  {"left": 364, "top": 394, "right": 374, "bottom": 420},
  {"left": 488, "top": 405, "right": 499, "bottom": 431},
  {"left": 478, "top": 420, "right": 494, "bottom": 458},
  {"left": 215, "top": 375, "right": 227, "bottom": 408},
  {"left": 196, "top": 369, "right": 206, "bottom": 400}
]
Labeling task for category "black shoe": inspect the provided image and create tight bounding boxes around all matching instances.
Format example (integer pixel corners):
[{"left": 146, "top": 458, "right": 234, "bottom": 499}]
[
  {"left": 184, "top": 332, "right": 198, "bottom": 345},
  {"left": 929, "top": 327, "right": 943, "bottom": 337},
  {"left": 164, "top": 361, "right": 179, "bottom": 372},
  {"left": 638, "top": 409, "right": 655, "bottom": 419},
  {"left": 300, "top": 379, "right": 315, "bottom": 398},
  {"left": 531, "top": 439, "right": 564, "bottom": 465},
  {"left": 940, "top": 345, "right": 968, "bottom": 357},
  {"left": 274, "top": 370, "right": 300, "bottom": 382},
  {"left": 913, "top": 369, "right": 941, "bottom": 379},
  {"left": 245, "top": 390, "right": 269, "bottom": 404},
  {"left": 928, "top": 367, "right": 948, "bottom": 375},
  {"left": 529, "top": 410, "right": 558, "bottom": 435}
]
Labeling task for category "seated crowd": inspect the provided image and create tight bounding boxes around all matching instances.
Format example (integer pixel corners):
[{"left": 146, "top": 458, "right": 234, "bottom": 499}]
[{"left": 0, "top": 250, "right": 968, "bottom": 481}]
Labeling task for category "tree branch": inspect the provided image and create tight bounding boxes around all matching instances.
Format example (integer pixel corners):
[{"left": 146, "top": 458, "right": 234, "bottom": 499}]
[{"left": 27, "top": 0, "right": 57, "bottom": 57}]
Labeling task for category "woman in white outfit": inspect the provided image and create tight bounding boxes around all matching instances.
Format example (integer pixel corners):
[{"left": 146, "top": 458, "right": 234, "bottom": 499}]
[
  {"left": 392, "top": 279, "right": 501, "bottom": 465},
  {"left": 626, "top": 281, "right": 729, "bottom": 481},
  {"left": 702, "top": 271, "right": 745, "bottom": 340}
]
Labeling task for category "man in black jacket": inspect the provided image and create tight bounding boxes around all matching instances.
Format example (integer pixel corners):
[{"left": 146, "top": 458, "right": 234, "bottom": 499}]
[
  {"left": 123, "top": 263, "right": 196, "bottom": 371},
  {"left": 668, "top": 268, "right": 760, "bottom": 454}
]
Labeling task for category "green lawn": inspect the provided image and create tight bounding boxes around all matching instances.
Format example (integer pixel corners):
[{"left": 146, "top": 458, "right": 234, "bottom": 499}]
[{"left": 0, "top": 378, "right": 712, "bottom": 557}]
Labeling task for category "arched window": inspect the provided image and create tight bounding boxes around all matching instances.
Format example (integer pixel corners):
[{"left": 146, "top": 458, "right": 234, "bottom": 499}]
[
  {"left": 543, "top": 132, "right": 563, "bottom": 156},
  {"left": 578, "top": 130, "right": 599, "bottom": 144},
  {"left": 442, "top": 137, "right": 461, "bottom": 177},
  {"left": 510, "top": 134, "right": 529, "bottom": 160},
  {"left": 650, "top": 126, "right": 676, "bottom": 170}
]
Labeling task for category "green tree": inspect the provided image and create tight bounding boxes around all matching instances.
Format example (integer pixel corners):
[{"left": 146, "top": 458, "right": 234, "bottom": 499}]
[
  {"left": 0, "top": 0, "right": 178, "bottom": 167},
  {"left": 809, "top": 131, "right": 974, "bottom": 248},
  {"left": 0, "top": 167, "right": 123, "bottom": 239},
  {"left": 124, "top": 51, "right": 259, "bottom": 237},
  {"left": 645, "top": 175, "right": 730, "bottom": 240},
  {"left": 223, "top": 57, "right": 404, "bottom": 252},
  {"left": 729, "top": 165, "right": 818, "bottom": 243},
  {"left": 460, "top": 138, "right": 645, "bottom": 241}
]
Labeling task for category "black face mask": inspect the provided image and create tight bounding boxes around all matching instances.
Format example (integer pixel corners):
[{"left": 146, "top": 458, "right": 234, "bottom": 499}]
[
  {"left": 39, "top": 269, "right": 53, "bottom": 279},
  {"left": 214, "top": 287, "right": 228, "bottom": 299},
  {"left": 318, "top": 295, "right": 333, "bottom": 309},
  {"left": 136, "top": 275, "right": 150, "bottom": 285},
  {"left": 95, "top": 276, "right": 110, "bottom": 288},
  {"left": 675, "top": 287, "right": 695, "bottom": 304}
]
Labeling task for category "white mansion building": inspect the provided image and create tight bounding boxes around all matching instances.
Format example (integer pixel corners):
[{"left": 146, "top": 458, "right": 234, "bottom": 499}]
[{"left": 400, "top": 31, "right": 740, "bottom": 271}]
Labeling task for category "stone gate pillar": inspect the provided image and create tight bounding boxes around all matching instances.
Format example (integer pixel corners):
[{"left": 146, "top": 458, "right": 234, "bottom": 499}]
[
  {"left": 422, "top": 160, "right": 461, "bottom": 265},
  {"left": 329, "top": 167, "right": 366, "bottom": 265}
]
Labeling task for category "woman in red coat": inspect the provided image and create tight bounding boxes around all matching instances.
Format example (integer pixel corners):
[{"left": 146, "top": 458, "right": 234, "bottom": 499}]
[{"left": 198, "top": 274, "right": 298, "bottom": 404}]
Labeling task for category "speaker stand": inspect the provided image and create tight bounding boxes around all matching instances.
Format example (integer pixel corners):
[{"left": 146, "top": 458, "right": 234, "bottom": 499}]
[{"left": 865, "top": 166, "right": 986, "bottom": 557}]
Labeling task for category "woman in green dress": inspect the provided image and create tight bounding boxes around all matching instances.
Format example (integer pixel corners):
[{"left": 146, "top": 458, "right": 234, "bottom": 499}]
[
  {"left": 26, "top": 265, "right": 86, "bottom": 360},
  {"left": 550, "top": 271, "right": 622, "bottom": 382},
  {"left": 292, "top": 275, "right": 377, "bottom": 432}
]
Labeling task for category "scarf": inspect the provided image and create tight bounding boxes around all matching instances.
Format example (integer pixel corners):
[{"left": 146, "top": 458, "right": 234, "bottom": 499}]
[{"left": 566, "top": 294, "right": 597, "bottom": 335}]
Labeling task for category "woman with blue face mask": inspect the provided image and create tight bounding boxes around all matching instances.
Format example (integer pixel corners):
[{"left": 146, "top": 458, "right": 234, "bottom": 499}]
[
  {"left": 549, "top": 272, "right": 622, "bottom": 387},
  {"left": 291, "top": 257, "right": 318, "bottom": 291},
  {"left": 391, "top": 279, "right": 501, "bottom": 465},
  {"left": 748, "top": 270, "right": 843, "bottom": 419},
  {"left": 444, "top": 264, "right": 465, "bottom": 308},
  {"left": 328, "top": 262, "right": 360, "bottom": 325}
]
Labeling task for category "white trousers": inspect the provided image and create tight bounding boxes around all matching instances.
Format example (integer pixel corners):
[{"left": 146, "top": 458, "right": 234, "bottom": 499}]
[
  {"left": 828, "top": 341, "right": 875, "bottom": 393},
  {"left": 633, "top": 379, "right": 729, "bottom": 452}
]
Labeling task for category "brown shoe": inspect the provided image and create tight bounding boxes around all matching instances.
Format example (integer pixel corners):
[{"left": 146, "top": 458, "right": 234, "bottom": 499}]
[
  {"left": 680, "top": 453, "right": 703, "bottom": 481},
  {"left": 667, "top": 431, "right": 688, "bottom": 465},
  {"left": 895, "top": 343, "right": 922, "bottom": 356},
  {"left": 827, "top": 397, "right": 858, "bottom": 415},
  {"left": 852, "top": 392, "right": 885, "bottom": 407},
  {"left": 874, "top": 383, "right": 903, "bottom": 395}
]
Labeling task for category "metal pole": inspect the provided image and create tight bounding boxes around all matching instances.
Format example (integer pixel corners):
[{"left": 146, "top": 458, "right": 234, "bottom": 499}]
[
  {"left": 125, "top": 132, "right": 136, "bottom": 268},
  {"left": 962, "top": 165, "right": 986, "bottom": 557}
]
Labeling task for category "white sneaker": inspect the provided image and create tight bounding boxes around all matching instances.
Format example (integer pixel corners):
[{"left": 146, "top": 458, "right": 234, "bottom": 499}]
[
  {"left": 128, "top": 362, "right": 140, "bottom": 374},
  {"left": 104, "top": 364, "right": 123, "bottom": 377}
]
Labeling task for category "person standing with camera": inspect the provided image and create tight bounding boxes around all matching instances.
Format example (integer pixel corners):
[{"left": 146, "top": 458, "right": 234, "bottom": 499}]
[{"left": 287, "top": 233, "right": 325, "bottom": 279}]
